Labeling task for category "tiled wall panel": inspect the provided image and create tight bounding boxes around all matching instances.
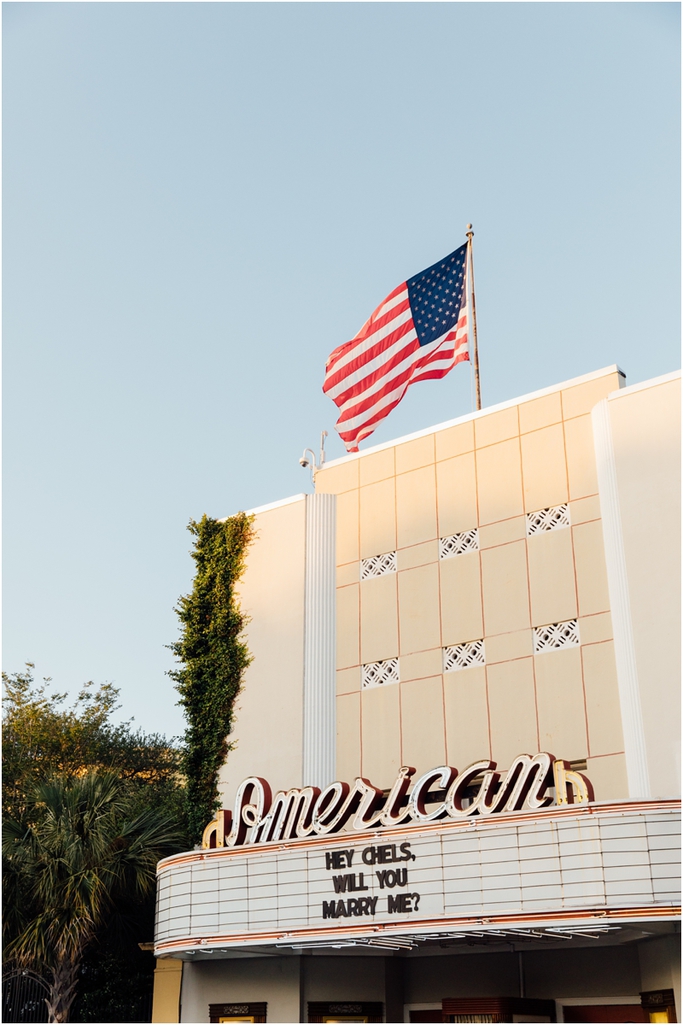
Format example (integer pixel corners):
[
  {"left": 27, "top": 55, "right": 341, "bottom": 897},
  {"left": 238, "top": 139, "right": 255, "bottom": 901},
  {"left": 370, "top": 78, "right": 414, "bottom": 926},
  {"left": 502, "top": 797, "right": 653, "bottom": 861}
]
[{"left": 318, "top": 371, "right": 640, "bottom": 804}]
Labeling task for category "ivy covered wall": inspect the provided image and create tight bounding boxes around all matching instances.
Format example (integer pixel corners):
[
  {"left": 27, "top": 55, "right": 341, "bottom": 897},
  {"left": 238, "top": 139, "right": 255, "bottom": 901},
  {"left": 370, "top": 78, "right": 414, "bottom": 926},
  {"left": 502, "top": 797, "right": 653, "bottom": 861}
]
[{"left": 170, "top": 513, "right": 255, "bottom": 842}]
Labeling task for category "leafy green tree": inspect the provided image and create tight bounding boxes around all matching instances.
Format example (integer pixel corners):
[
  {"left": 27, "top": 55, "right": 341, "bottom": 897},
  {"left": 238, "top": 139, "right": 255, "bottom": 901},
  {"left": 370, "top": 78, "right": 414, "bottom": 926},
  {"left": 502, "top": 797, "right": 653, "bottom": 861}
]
[
  {"left": 71, "top": 942, "right": 155, "bottom": 1023},
  {"left": 2, "top": 666, "right": 188, "bottom": 1022},
  {"left": 3, "top": 773, "right": 183, "bottom": 1024},
  {"left": 169, "top": 512, "right": 255, "bottom": 841},
  {"left": 2, "top": 665, "right": 183, "bottom": 823}
]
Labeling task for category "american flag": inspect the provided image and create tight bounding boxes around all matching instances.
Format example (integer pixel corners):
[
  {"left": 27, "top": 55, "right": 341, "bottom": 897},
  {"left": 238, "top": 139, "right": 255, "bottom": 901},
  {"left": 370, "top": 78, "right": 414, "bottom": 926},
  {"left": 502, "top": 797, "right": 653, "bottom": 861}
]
[{"left": 323, "top": 243, "right": 470, "bottom": 452}]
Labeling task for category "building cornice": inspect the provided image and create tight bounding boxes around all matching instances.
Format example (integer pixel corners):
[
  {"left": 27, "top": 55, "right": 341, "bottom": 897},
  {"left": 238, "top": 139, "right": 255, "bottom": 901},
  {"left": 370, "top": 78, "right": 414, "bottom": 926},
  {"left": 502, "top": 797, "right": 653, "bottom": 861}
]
[{"left": 320, "top": 364, "right": 626, "bottom": 470}]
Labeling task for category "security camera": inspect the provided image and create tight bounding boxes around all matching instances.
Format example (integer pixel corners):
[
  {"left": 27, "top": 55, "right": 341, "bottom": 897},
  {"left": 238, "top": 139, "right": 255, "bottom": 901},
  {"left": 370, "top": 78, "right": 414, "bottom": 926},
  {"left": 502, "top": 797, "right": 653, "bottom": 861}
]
[{"left": 299, "top": 443, "right": 323, "bottom": 474}]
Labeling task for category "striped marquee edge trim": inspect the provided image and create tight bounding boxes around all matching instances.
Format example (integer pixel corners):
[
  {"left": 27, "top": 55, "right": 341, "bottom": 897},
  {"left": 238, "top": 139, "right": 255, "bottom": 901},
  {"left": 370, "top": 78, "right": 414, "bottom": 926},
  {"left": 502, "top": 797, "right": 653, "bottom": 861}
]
[
  {"left": 154, "top": 903, "right": 682, "bottom": 958},
  {"left": 198, "top": 755, "right": 592, "bottom": 852}
]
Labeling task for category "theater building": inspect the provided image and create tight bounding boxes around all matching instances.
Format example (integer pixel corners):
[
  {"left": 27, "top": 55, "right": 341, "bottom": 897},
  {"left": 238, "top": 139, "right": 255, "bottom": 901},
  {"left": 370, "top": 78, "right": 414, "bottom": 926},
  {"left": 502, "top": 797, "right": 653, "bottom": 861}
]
[{"left": 153, "top": 366, "right": 680, "bottom": 1024}]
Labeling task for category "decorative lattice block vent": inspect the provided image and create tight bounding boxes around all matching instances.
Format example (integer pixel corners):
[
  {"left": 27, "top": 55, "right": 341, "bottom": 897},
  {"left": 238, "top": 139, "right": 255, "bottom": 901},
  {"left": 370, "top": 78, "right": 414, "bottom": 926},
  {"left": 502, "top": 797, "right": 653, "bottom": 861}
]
[
  {"left": 533, "top": 619, "right": 580, "bottom": 653},
  {"left": 443, "top": 639, "right": 486, "bottom": 672},
  {"left": 526, "top": 504, "right": 570, "bottom": 536},
  {"left": 361, "top": 658, "right": 400, "bottom": 689},
  {"left": 439, "top": 529, "right": 480, "bottom": 559},
  {"left": 360, "top": 551, "right": 397, "bottom": 580}
]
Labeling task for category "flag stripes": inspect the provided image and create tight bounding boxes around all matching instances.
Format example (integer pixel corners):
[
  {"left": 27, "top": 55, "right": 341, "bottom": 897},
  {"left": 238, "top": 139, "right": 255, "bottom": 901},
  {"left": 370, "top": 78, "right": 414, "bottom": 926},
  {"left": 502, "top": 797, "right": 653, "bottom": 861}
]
[{"left": 323, "top": 246, "right": 470, "bottom": 452}]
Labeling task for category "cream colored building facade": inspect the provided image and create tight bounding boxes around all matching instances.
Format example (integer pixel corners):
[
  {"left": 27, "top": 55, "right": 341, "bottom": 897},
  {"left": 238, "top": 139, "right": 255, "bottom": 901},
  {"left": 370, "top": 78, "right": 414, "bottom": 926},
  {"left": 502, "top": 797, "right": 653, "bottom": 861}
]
[{"left": 154, "top": 366, "right": 680, "bottom": 1025}]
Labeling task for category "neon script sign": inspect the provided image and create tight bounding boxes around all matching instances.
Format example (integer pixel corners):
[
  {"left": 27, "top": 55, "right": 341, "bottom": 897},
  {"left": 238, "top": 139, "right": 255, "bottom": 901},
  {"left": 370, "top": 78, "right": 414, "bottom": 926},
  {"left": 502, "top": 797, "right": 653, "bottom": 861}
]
[{"left": 202, "top": 754, "right": 593, "bottom": 850}]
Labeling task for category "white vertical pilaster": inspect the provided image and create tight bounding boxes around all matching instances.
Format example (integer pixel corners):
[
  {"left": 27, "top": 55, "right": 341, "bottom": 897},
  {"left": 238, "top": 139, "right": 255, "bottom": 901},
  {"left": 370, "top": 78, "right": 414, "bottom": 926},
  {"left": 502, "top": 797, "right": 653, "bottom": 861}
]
[
  {"left": 592, "top": 399, "right": 651, "bottom": 799},
  {"left": 302, "top": 493, "right": 337, "bottom": 788}
]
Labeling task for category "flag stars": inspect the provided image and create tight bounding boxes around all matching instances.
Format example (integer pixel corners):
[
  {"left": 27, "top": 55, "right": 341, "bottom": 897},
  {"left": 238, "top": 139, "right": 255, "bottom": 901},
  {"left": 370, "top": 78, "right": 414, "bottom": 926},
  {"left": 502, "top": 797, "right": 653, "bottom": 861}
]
[{"left": 407, "top": 244, "right": 468, "bottom": 347}]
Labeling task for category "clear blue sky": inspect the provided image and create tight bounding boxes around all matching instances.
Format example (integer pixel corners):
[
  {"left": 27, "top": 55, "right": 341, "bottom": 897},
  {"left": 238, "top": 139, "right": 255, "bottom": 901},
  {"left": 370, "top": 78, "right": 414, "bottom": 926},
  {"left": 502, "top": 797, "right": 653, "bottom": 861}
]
[{"left": 4, "top": 2, "right": 680, "bottom": 739}]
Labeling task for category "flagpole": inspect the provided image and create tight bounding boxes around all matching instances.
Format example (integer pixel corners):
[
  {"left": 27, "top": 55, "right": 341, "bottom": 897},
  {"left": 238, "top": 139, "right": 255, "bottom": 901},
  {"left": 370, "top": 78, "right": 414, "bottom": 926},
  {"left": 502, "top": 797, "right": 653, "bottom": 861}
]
[{"left": 466, "top": 223, "right": 482, "bottom": 411}]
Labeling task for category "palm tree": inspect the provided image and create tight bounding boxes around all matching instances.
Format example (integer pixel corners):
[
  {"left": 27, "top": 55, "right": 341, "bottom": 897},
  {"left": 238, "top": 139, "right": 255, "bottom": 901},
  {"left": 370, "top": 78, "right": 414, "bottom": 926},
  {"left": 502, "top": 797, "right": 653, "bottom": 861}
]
[{"left": 3, "top": 772, "right": 184, "bottom": 1023}]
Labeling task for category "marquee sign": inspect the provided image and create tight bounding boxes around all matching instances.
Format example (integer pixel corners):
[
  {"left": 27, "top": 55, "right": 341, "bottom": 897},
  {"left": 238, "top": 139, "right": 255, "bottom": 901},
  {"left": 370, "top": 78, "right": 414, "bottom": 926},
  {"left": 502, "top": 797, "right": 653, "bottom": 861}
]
[
  {"left": 155, "top": 795, "right": 680, "bottom": 957},
  {"left": 202, "top": 753, "right": 593, "bottom": 850}
]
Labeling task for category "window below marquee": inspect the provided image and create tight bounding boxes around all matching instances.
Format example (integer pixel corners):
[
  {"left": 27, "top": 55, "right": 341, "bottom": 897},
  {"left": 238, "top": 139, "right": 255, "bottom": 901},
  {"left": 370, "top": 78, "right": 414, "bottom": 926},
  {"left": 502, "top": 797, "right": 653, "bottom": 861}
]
[{"left": 209, "top": 1004, "right": 266, "bottom": 1024}]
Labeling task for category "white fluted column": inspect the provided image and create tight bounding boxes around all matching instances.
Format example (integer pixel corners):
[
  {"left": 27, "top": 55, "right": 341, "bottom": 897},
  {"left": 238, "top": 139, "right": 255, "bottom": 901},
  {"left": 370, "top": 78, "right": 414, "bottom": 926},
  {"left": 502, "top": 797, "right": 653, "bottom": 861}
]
[
  {"left": 302, "top": 493, "right": 337, "bottom": 788},
  {"left": 592, "top": 399, "right": 650, "bottom": 799}
]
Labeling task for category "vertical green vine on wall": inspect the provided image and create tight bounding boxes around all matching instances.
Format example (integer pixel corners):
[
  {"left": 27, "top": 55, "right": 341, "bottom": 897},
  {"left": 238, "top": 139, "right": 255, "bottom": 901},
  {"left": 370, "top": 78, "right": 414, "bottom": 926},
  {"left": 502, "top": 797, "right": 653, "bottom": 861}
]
[{"left": 169, "top": 513, "right": 255, "bottom": 842}]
